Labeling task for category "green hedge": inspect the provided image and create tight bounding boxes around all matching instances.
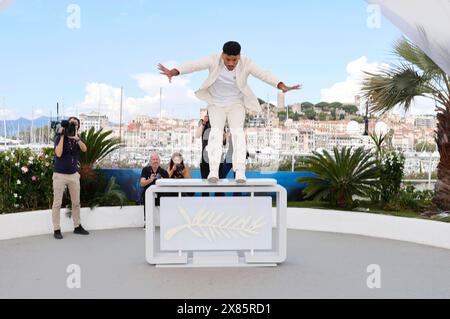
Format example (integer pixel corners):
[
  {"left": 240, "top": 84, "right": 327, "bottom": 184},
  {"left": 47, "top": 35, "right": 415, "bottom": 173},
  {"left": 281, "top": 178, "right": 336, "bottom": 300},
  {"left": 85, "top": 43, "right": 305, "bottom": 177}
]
[
  {"left": 0, "top": 148, "right": 54, "bottom": 213},
  {"left": 1, "top": 148, "right": 131, "bottom": 214}
]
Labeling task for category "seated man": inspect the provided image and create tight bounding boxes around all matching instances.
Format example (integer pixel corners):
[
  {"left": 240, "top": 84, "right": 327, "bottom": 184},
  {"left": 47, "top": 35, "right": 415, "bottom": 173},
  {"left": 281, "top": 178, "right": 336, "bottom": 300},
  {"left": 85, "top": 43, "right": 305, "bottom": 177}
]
[{"left": 140, "top": 152, "right": 169, "bottom": 221}]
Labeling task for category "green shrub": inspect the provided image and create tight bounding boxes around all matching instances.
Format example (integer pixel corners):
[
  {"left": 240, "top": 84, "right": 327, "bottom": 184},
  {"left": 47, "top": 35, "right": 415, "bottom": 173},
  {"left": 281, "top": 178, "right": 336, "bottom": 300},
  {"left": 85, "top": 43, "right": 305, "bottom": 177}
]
[
  {"left": 0, "top": 148, "right": 54, "bottom": 213},
  {"left": 384, "top": 184, "right": 433, "bottom": 211},
  {"left": 78, "top": 170, "right": 129, "bottom": 209},
  {"left": 378, "top": 151, "right": 405, "bottom": 203},
  {"left": 1, "top": 142, "right": 129, "bottom": 214},
  {"left": 297, "top": 147, "right": 379, "bottom": 208}
]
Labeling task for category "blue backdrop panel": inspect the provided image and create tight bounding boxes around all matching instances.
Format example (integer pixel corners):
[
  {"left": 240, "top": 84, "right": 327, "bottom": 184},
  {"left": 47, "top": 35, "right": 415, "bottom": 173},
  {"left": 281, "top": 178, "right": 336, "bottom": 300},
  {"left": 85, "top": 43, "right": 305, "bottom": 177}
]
[{"left": 100, "top": 169, "right": 314, "bottom": 202}]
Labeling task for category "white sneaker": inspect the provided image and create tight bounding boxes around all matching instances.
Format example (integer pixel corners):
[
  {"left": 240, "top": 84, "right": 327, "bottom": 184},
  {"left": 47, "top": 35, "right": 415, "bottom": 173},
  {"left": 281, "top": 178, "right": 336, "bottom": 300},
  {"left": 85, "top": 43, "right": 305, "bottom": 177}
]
[
  {"left": 235, "top": 170, "right": 247, "bottom": 183},
  {"left": 207, "top": 171, "right": 219, "bottom": 183}
]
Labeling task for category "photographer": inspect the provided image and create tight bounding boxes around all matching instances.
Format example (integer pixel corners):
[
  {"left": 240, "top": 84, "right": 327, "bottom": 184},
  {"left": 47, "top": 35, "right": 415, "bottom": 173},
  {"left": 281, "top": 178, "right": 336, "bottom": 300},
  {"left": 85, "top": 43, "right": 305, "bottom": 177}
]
[
  {"left": 168, "top": 152, "right": 191, "bottom": 179},
  {"left": 196, "top": 111, "right": 211, "bottom": 183},
  {"left": 52, "top": 116, "right": 89, "bottom": 240},
  {"left": 140, "top": 153, "right": 169, "bottom": 212},
  {"left": 168, "top": 152, "right": 193, "bottom": 197}
]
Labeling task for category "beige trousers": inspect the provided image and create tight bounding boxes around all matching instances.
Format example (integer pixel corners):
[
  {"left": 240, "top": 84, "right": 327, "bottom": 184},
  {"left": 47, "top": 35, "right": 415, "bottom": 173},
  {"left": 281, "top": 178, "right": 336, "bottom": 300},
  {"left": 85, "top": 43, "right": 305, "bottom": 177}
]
[
  {"left": 52, "top": 172, "right": 81, "bottom": 230},
  {"left": 207, "top": 103, "right": 246, "bottom": 173}
]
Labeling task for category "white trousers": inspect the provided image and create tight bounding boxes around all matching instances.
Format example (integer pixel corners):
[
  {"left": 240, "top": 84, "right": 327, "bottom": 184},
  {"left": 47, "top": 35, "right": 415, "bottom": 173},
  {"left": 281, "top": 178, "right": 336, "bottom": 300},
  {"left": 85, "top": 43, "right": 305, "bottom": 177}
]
[{"left": 207, "top": 103, "right": 246, "bottom": 173}]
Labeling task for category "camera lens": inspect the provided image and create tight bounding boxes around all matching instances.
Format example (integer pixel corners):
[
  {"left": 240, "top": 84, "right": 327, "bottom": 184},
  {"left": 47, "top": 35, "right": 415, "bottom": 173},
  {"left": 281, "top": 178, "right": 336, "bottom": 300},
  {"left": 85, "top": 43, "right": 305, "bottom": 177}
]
[{"left": 65, "top": 124, "right": 75, "bottom": 137}]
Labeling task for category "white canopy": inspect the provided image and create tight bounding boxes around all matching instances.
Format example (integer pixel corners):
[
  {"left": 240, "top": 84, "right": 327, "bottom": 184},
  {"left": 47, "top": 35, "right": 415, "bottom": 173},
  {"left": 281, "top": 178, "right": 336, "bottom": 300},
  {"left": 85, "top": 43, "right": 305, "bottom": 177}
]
[{"left": 367, "top": 0, "right": 450, "bottom": 75}]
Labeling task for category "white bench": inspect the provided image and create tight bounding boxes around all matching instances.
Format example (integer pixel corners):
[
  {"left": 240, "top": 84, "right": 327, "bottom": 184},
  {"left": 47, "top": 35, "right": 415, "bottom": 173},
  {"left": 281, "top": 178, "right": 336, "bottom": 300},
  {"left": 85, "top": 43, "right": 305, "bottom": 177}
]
[{"left": 145, "top": 179, "right": 287, "bottom": 267}]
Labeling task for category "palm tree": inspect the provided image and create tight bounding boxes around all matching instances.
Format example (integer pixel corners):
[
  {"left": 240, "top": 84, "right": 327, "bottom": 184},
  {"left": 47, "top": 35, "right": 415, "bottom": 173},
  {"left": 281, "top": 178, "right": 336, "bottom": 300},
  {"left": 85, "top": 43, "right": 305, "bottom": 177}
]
[
  {"left": 362, "top": 38, "right": 450, "bottom": 210},
  {"left": 297, "top": 147, "right": 379, "bottom": 208},
  {"left": 79, "top": 127, "right": 123, "bottom": 178}
]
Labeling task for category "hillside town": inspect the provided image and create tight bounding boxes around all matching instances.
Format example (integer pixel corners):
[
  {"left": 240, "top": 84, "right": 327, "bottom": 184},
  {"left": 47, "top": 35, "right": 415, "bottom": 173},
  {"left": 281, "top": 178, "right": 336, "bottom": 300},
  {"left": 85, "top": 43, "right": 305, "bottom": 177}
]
[{"left": 78, "top": 101, "right": 438, "bottom": 176}]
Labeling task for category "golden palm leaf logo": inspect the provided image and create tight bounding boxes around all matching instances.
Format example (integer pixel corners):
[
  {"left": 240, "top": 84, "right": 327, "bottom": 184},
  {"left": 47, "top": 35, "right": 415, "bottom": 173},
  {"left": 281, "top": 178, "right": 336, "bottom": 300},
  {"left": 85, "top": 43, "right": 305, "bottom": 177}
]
[{"left": 164, "top": 205, "right": 267, "bottom": 242}]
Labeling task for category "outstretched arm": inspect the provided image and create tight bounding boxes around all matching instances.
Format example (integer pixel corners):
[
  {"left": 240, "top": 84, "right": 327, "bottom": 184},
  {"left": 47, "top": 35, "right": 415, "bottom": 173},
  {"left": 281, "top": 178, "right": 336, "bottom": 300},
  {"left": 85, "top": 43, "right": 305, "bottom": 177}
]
[
  {"left": 249, "top": 59, "right": 301, "bottom": 93},
  {"left": 158, "top": 55, "right": 214, "bottom": 83},
  {"left": 277, "top": 82, "right": 302, "bottom": 93}
]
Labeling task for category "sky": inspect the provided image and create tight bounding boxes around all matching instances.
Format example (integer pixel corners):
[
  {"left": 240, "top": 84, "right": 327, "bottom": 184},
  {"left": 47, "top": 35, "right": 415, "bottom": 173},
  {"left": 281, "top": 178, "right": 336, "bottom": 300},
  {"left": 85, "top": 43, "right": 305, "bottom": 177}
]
[{"left": 0, "top": 0, "right": 437, "bottom": 122}]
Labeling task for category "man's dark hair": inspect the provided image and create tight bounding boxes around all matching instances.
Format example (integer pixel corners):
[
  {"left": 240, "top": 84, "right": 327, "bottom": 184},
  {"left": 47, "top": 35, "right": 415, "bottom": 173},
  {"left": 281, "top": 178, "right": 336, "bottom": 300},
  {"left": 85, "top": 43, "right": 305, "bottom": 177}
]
[
  {"left": 68, "top": 116, "right": 80, "bottom": 127},
  {"left": 223, "top": 41, "right": 241, "bottom": 56}
]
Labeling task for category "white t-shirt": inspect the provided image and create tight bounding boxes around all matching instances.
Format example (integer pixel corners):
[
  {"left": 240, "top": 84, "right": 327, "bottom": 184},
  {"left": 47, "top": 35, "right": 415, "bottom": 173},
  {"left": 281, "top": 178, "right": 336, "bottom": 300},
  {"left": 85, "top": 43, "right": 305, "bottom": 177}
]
[{"left": 209, "top": 65, "right": 243, "bottom": 107}]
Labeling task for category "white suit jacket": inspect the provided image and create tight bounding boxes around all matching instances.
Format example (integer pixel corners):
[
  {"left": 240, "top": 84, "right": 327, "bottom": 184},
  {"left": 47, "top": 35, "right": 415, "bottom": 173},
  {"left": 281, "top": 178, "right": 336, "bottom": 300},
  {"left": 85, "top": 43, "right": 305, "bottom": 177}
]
[{"left": 176, "top": 54, "right": 280, "bottom": 113}]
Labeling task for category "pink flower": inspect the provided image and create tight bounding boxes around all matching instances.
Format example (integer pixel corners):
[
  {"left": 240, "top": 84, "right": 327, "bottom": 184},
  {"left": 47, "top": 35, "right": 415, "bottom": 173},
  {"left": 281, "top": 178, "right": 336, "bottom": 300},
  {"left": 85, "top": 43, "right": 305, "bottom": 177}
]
[
  {"left": 32, "top": 176, "right": 37, "bottom": 182},
  {"left": 21, "top": 166, "right": 28, "bottom": 174}
]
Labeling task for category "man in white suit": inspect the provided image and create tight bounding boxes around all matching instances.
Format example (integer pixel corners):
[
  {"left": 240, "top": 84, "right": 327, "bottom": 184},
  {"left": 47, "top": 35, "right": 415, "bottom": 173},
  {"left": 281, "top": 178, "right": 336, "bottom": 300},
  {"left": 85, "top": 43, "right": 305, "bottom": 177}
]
[{"left": 158, "top": 41, "right": 300, "bottom": 183}]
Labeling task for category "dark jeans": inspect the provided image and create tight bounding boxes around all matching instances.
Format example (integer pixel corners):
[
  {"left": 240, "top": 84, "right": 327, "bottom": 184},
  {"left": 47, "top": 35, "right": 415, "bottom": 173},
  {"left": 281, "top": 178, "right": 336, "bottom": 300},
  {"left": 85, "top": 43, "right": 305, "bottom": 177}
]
[
  {"left": 216, "top": 161, "right": 232, "bottom": 197},
  {"left": 220, "top": 161, "right": 233, "bottom": 178},
  {"left": 200, "top": 162, "right": 210, "bottom": 197}
]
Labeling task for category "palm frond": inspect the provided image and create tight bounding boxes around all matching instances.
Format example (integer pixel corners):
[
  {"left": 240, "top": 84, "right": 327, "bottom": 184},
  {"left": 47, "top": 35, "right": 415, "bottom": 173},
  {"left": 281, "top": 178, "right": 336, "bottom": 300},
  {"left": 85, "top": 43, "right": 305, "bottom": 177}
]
[
  {"left": 80, "top": 127, "right": 124, "bottom": 167},
  {"left": 297, "top": 147, "right": 379, "bottom": 207},
  {"left": 362, "top": 37, "right": 449, "bottom": 115},
  {"left": 394, "top": 37, "right": 444, "bottom": 76},
  {"left": 362, "top": 63, "right": 435, "bottom": 114}
]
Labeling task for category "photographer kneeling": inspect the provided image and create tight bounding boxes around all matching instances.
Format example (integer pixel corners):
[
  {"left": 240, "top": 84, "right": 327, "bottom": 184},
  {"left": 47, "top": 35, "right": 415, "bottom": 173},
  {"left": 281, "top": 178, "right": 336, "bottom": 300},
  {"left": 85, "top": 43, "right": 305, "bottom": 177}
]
[
  {"left": 168, "top": 152, "right": 194, "bottom": 197},
  {"left": 52, "top": 117, "right": 89, "bottom": 239}
]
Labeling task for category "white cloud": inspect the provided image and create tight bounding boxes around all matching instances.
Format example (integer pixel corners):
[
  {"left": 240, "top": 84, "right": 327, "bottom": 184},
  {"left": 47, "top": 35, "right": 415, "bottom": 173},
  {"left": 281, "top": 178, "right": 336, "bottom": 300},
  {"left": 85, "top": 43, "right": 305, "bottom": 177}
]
[
  {"left": 392, "top": 95, "right": 437, "bottom": 116},
  {"left": 70, "top": 70, "right": 203, "bottom": 123},
  {"left": 320, "top": 56, "right": 386, "bottom": 104},
  {"left": 321, "top": 56, "right": 439, "bottom": 115}
]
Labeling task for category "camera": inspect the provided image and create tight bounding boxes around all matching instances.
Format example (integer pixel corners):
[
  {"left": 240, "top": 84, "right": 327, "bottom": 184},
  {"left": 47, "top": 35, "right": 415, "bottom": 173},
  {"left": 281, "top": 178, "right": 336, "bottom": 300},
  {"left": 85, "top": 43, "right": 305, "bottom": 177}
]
[
  {"left": 51, "top": 120, "right": 77, "bottom": 137},
  {"left": 50, "top": 102, "right": 78, "bottom": 137},
  {"left": 172, "top": 154, "right": 185, "bottom": 176},
  {"left": 176, "top": 163, "right": 185, "bottom": 172}
]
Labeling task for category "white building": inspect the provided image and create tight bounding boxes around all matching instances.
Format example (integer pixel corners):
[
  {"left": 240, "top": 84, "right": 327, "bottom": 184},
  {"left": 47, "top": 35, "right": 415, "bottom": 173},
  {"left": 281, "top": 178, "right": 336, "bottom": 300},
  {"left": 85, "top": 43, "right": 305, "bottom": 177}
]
[{"left": 79, "top": 112, "right": 109, "bottom": 132}]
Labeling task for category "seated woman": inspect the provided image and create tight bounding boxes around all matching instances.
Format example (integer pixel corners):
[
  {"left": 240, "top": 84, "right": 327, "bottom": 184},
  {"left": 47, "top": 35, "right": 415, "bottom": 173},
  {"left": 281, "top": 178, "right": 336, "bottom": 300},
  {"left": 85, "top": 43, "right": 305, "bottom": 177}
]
[
  {"left": 168, "top": 152, "right": 191, "bottom": 178},
  {"left": 168, "top": 152, "right": 194, "bottom": 196}
]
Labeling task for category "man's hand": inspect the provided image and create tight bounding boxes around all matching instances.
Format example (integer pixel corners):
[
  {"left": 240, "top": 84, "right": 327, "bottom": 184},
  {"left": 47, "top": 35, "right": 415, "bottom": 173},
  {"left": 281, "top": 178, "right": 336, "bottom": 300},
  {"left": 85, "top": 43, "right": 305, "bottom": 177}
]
[
  {"left": 158, "top": 63, "right": 179, "bottom": 83},
  {"left": 68, "top": 134, "right": 87, "bottom": 152},
  {"left": 277, "top": 82, "right": 302, "bottom": 93}
]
